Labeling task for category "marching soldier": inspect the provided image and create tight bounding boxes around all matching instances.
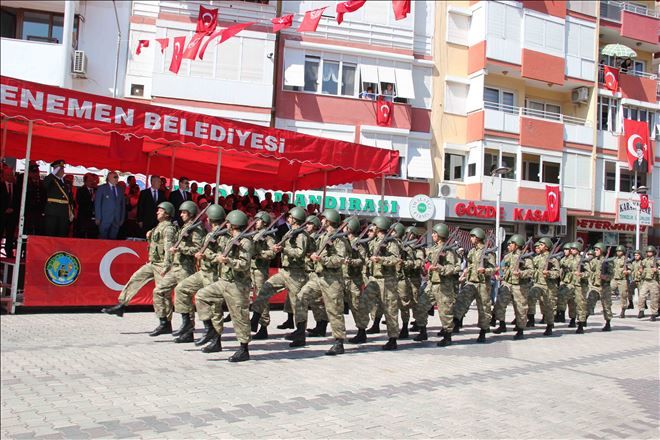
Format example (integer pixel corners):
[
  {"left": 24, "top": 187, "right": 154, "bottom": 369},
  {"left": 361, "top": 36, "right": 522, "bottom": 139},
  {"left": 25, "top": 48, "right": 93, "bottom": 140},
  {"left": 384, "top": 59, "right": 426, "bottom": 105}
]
[
  {"left": 172, "top": 204, "right": 226, "bottom": 352},
  {"left": 401, "top": 226, "right": 428, "bottom": 342},
  {"left": 426, "top": 224, "right": 460, "bottom": 347},
  {"left": 249, "top": 211, "right": 277, "bottom": 340},
  {"left": 101, "top": 202, "right": 177, "bottom": 336},
  {"left": 195, "top": 210, "right": 254, "bottom": 362},
  {"left": 391, "top": 223, "right": 412, "bottom": 339},
  {"left": 301, "top": 215, "right": 330, "bottom": 338},
  {"left": 492, "top": 234, "right": 528, "bottom": 340},
  {"left": 251, "top": 206, "right": 310, "bottom": 348},
  {"left": 343, "top": 217, "right": 370, "bottom": 344},
  {"left": 638, "top": 245, "right": 659, "bottom": 321},
  {"left": 365, "top": 225, "right": 384, "bottom": 335},
  {"left": 555, "top": 243, "right": 572, "bottom": 323},
  {"left": 630, "top": 250, "right": 644, "bottom": 315},
  {"left": 525, "top": 238, "right": 560, "bottom": 336},
  {"left": 525, "top": 243, "right": 542, "bottom": 327},
  {"left": 363, "top": 216, "right": 401, "bottom": 350},
  {"left": 568, "top": 242, "right": 589, "bottom": 334},
  {"left": 585, "top": 243, "right": 613, "bottom": 331},
  {"left": 610, "top": 245, "right": 629, "bottom": 318}
]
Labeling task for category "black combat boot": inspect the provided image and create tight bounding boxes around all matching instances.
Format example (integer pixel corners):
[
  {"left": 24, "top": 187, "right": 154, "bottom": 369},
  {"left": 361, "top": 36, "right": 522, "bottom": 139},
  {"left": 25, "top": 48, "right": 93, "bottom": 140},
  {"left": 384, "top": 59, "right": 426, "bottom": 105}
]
[
  {"left": 410, "top": 321, "right": 420, "bottom": 332},
  {"left": 428, "top": 307, "right": 435, "bottom": 316},
  {"left": 289, "top": 322, "right": 306, "bottom": 348},
  {"left": 576, "top": 322, "right": 585, "bottom": 334},
  {"left": 452, "top": 318, "right": 461, "bottom": 334},
  {"left": 250, "top": 312, "right": 261, "bottom": 332},
  {"left": 526, "top": 314, "right": 535, "bottom": 328},
  {"left": 476, "top": 329, "right": 487, "bottom": 343},
  {"left": 510, "top": 317, "right": 517, "bottom": 325},
  {"left": 413, "top": 326, "right": 427, "bottom": 342},
  {"left": 307, "top": 320, "right": 328, "bottom": 337},
  {"left": 459, "top": 317, "right": 464, "bottom": 328},
  {"left": 568, "top": 317, "right": 576, "bottom": 328},
  {"left": 325, "top": 339, "right": 345, "bottom": 356},
  {"left": 437, "top": 328, "right": 446, "bottom": 337},
  {"left": 348, "top": 329, "right": 367, "bottom": 344},
  {"left": 543, "top": 324, "right": 553, "bottom": 336},
  {"left": 228, "top": 343, "right": 249, "bottom": 362},
  {"left": 637, "top": 311, "right": 645, "bottom": 319},
  {"left": 619, "top": 309, "right": 626, "bottom": 318},
  {"left": 277, "top": 313, "right": 294, "bottom": 329},
  {"left": 513, "top": 328, "right": 524, "bottom": 340},
  {"left": 172, "top": 313, "right": 186, "bottom": 337},
  {"left": 627, "top": 299, "right": 634, "bottom": 309},
  {"left": 651, "top": 315, "right": 657, "bottom": 322},
  {"left": 490, "top": 315, "right": 497, "bottom": 327},
  {"left": 437, "top": 333, "right": 452, "bottom": 347},
  {"left": 492, "top": 321, "right": 507, "bottom": 334},
  {"left": 343, "top": 302, "right": 350, "bottom": 315},
  {"left": 223, "top": 314, "right": 232, "bottom": 323},
  {"left": 539, "top": 315, "right": 546, "bottom": 325},
  {"left": 149, "top": 318, "right": 172, "bottom": 337},
  {"left": 195, "top": 320, "right": 216, "bottom": 346},
  {"left": 253, "top": 325, "right": 268, "bottom": 340},
  {"left": 173, "top": 313, "right": 194, "bottom": 340},
  {"left": 202, "top": 334, "right": 222, "bottom": 353},
  {"left": 382, "top": 337, "right": 397, "bottom": 350},
  {"left": 366, "top": 315, "right": 382, "bottom": 334},
  {"left": 101, "top": 303, "right": 125, "bottom": 317},
  {"left": 398, "top": 323, "right": 409, "bottom": 339},
  {"left": 602, "top": 320, "right": 611, "bottom": 332},
  {"left": 558, "top": 311, "right": 566, "bottom": 323}
]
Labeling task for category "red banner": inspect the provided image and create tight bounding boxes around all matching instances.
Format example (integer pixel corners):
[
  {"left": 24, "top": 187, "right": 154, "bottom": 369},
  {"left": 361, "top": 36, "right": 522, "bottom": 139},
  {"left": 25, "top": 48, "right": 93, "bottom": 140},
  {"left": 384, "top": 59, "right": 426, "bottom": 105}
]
[
  {"left": 545, "top": 185, "right": 560, "bottom": 223},
  {"left": 621, "top": 119, "right": 652, "bottom": 173},
  {"left": 603, "top": 66, "right": 619, "bottom": 92}
]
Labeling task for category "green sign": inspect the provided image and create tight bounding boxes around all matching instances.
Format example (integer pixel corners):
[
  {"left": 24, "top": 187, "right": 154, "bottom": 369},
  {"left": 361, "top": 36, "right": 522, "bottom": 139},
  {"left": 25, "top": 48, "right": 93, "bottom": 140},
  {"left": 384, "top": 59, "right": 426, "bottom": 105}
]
[{"left": 274, "top": 192, "right": 399, "bottom": 215}]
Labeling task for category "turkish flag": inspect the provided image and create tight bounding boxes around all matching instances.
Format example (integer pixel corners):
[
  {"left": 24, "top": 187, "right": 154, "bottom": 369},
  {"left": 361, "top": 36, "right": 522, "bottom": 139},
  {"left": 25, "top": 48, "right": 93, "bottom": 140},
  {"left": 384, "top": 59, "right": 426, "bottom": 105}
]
[
  {"left": 640, "top": 194, "right": 649, "bottom": 210},
  {"left": 622, "top": 119, "right": 652, "bottom": 173},
  {"left": 155, "top": 38, "right": 169, "bottom": 53},
  {"left": 603, "top": 66, "right": 619, "bottom": 92},
  {"left": 168, "top": 36, "right": 186, "bottom": 74},
  {"left": 196, "top": 5, "right": 218, "bottom": 34},
  {"left": 136, "top": 39, "right": 149, "bottom": 55},
  {"left": 182, "top": 31, "right": 206, "bottom": 60},
  {"left": 272, "top": 14, "right": 294, "bottom": 32},
  {"left": 336, "top": 0, "right": 366, "bottom": 25},
  {"left": 545, "top": 185, "right": 560, "bottom": 223},
  {"left": 109, "top": 132, "right": 143, "bottom": 163},
  {"left": 376, "top": 97, "right": 394, "bottom": 127},
  {"left": 199, "top": 22, "right": 255, "bottom": 60},
  {"left": 297, "top": 7, "right": 327, "bottom": 32},
  {"left": 392, "top": 0, "right": 411, "bottom": 20}
]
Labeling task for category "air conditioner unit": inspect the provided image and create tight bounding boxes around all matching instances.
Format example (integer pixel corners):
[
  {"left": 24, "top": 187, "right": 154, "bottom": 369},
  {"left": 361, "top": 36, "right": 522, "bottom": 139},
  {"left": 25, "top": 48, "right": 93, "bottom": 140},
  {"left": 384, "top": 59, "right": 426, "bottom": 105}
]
[
  {"left": 437, "top": 182, "right": 457, "bottom": 198},
  {"left": 571, "top": 87, "right": 589, "bottom": 104},
  {"left": 72, "top": 50, "right": 87, "bottom": 77},
  {"left": 536, "top": 224, "right": 555, "bottom": 237}
]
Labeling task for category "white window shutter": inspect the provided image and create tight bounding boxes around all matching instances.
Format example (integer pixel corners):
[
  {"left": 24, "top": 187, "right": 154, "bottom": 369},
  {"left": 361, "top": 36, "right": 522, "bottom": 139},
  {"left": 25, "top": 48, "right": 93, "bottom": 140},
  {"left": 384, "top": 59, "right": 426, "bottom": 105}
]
[
  {"left": 566, "top": 21, "right": 580, "bottom": 56},
  {"left": 377, "top": 66, "right": 396, "bottom": 84},
  {"left": 447, "top": 12, "right": 469, "bottom": 46},
  {"left": 445, "top": 82, "right": 468, "bottom": 115},
  {"left": 360, "top": 63, "right": 379, "bottom": 84},
  {"left": 407, "top": 145, "right": 433, "bottom": 179},
  {"left": 580, "top": 24, "right": 595, "bottom": 60},
  {"left": 283, "top": 48, "right": 305, "bottom": 87},
  {"left": 505, "top": 5, "right": 521, "bottom": 41},
  {"left": 466, "top": 74, "right": 484, "bottom": 113},
  {"left": 545, "top": 21, "right": 564, "bottom": 53},
  {"left": 394, "top": 68, "right": 415, "bottom": 99},
  {"left": 488, "top": 1, "right": 506, "bottom": 38},
  {"left": 525, "top": 15, "right": 544, "bottom": 49}
]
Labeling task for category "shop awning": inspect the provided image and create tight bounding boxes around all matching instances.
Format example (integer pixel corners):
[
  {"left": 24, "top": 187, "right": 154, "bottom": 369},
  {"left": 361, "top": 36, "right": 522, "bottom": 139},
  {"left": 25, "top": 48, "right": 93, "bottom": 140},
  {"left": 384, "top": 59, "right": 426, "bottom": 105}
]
[{"left": 0, "top": 76, "right": 399, "bottom": 190}]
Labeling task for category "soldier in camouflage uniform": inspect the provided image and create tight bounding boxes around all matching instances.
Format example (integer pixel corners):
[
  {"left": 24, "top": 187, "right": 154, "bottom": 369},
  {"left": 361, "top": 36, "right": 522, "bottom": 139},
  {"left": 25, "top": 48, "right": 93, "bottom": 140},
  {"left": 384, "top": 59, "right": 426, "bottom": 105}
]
[
  {"left": 101, "top": 202, "right": 177, "bottom": 336},
  {"left": 638, "top": 245, "right": 659, "bottom": 321},
  {"left": 492, "top": 234, "right": 529, "bottom": 339},
  {"left": 251, "top": 207, "right": 310, "bottom": 348},
  {"left": 610, "top": 245, "right": 629, "bottom": 318},
  {"left": 426, "top": 224, "right": 460, "bottom": 347},
  {"left": 249, "top": 212, "right": 276, "bottom": 340},
  {"left": 525, "top": 243, "right": 542, "bottom": 327},
  {"left": 301, "top": 215, "right": 330, "bottom": 338},
  {"left": 365, "top": 225, "right": 384, "bottom": 334},
  {"left": 555, "top": 243, "right": 572, "bottom": 323},
  {"left": 343, "top": 217, "right": 370, "bottom": 344},
  {"left": 525, "top": 237, "right": 559, "bottom": 336},
  {"left": 629, "top": 250, "right": 643, "bottom": 315},
  {"left": 164, "top": 201, "right": 206, "bottom": 343},
  {"left": 390, "top": 223, "right": 412, "bottom": 339},
  {"left": 585, "top": 242, "right": 613, "bottom": 331},
  {"left": 363, "top": 216, "right": 401, "bottom": 350},
  {"left": 195, "top": 210, "right": 254, "bottom": 362},
  {"left": 401, "top": 226, "right": 428, "bottom": 342},
  {"left": 567, "top": 242, "right": 589, "bottom": 333}
]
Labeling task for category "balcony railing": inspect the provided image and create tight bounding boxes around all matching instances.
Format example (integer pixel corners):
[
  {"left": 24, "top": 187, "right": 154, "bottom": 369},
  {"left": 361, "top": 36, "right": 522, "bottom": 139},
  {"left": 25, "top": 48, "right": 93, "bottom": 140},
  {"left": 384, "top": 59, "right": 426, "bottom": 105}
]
[
  {"left": 484, "top": 101, "right": 591, "bottom": 126},
  {"left": 600, "top": 1, "right": 660, "bottom": 22},
  {"left": 598, "top": 64, "right": 658, "bottom": 82}
]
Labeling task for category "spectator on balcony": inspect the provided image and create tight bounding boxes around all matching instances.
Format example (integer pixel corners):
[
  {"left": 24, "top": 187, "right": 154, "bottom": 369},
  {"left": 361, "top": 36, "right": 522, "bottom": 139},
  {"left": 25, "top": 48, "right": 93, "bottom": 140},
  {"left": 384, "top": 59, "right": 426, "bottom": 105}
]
[
  {"left": 619, "top": 58, "right": 633, "bottom": 74},
  {"left": 382, "top": 83, "right": 395, "bottom": 102},
  {"left": 360, "top": 86, "right": 376, "bottom": 100}
]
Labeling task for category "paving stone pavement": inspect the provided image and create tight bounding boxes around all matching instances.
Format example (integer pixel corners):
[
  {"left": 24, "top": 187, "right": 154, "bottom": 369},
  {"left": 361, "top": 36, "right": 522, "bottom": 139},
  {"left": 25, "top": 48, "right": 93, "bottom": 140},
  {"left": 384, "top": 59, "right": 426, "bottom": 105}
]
[{"left": 1, "top": 300, "right": 659, "bottom": 439}]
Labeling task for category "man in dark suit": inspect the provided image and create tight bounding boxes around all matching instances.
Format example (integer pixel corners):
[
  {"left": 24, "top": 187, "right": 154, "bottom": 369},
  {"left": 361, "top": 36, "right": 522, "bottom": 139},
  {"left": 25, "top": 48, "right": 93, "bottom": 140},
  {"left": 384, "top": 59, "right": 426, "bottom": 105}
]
[
  {"left": 633, "top": 144, "right": 648, "bottom": 174},
  {"left": 169, "top": 176, "right": 192, "bottom": 224},
  {"left": 75, "top": 173, "right": 99, "bottom": 238},
  {"left": 0, "top": 165, "right": 20, "bottom": 256},
  {"left": 95, "top": 171, "right": 126, "bottom": 239},
  {"left": 18, "top": 163, "right": 46, "bottom": 236},
  {"left": 43, "top": 160, "right": 74, "bottom": 237},
  {"left": 137, "top": 175, "right": 166, "bottom": 236}
]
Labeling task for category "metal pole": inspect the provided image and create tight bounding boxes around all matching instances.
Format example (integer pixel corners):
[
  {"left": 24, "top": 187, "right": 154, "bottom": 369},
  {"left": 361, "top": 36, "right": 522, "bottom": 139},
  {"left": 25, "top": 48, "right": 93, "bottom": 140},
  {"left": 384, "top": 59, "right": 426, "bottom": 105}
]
[
  {"left": 214, "top": 148, "right": 222, "bottom": 204},
  {"left": 169, "top": 148, "right": 176, "bottom": 190},
  {"left": 111, "top": 0, "right": 122, "bottom": 98},
  {"left": 495, "top": 173, "right": 503, "bottom": 286},
  {"left": 380, "top": 174, "right": 386, "bottom": 207},
  {"left": 145, "top": 153, "right": 151, "bottom": 187},
  {"left": 634, "top": 170, "right": 639, "bottom": 250},
  {"left": 321, "top": 171, "right": 328, "bottom": 209},
  {"left": 1, "top": 118, "right": 7, "bottom": 159},
  {"left": 10, "top": 121, "right": 33, "bottom": 313}
]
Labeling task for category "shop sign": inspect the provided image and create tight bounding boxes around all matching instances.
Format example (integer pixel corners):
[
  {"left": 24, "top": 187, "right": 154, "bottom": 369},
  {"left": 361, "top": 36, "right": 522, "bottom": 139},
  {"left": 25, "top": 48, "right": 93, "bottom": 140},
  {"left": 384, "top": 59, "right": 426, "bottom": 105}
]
[
  {"left": 445, "top": 199, "right": 566, "bottom": 225},
  {"left": 576, "top": 218, "right": 647, "bottom": 233},
  {"left": 615, "top": 199, "right": 653, "bottom": 226}
]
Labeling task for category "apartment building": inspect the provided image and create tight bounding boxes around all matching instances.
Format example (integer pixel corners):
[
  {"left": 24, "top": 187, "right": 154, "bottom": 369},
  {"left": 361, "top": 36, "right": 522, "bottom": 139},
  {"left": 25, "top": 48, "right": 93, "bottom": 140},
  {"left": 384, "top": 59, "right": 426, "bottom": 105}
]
[{"left": 432, "top": 0, "right": 659, "bottom": 245}]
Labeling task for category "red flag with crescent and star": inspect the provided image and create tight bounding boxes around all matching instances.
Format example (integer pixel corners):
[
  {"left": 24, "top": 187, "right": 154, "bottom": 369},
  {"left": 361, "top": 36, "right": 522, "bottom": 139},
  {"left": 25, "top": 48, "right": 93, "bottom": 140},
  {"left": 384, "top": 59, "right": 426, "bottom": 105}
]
[
  {"left": 621, "top": 119, "right": 652, "bottom": 173},
  {"left": 136, "top": 40, "right": 149, "bottom": 55},
  {"left": 272, "top": 14, "right": 294, "bottom": 32},
  {"left": 297, "top": 7, "right": 327, "bottom": 32},
  {"left": 155, "top": 38, "right": 169, "bottom": 53},
  {"left": 182, "top": 31, "right": 207, "bottom": 60},
  {"left": 198, "top": 22, "right": 256, "bottom": 60},
  {"left": 376, "top": 97, "right": 394, "bottom": 127},
  {"left": 392, "top": 0, "right": 411, "bottom": 20},
  {"left": 640, "top": 194, "right": 649, "bottom": 210},
  {"left": 545, "top": 185, "right": 560, "bottom": 223},
  {"left": 603, "top": 66, "right": 619, "bottom": 92},
  {"left": 168, "top": 36, "right": 186, "bottom": 74},
  {"left": 336, "top": 0, "right": 367, "bottom": 25},
  {"left": 109, "top": 132, "right": 143, "bottom": 163},
  {"left": 196, "top": 5, "right": 218, "bottom": 34}
]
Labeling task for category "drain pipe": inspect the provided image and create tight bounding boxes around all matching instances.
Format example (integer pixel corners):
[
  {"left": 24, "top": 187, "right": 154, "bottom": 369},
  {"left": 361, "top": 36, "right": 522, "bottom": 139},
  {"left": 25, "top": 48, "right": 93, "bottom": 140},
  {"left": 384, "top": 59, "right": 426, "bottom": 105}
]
[{"left": 112, "top": 0, "right": 121, "bottom": 97}]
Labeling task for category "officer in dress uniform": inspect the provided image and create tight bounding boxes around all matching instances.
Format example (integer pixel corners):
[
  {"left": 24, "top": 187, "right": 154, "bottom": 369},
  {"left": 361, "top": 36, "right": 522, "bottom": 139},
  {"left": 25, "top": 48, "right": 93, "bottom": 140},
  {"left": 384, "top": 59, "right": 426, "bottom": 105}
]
[{"left": 43, "top": 160, "right": 74, "bottom": 237}]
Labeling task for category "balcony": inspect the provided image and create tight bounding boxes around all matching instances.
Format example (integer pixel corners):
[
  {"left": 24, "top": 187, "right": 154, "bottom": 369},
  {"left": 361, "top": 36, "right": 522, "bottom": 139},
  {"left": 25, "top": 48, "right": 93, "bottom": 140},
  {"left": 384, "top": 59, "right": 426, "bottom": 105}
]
[
  {"left": 600, "top": 1, "right": 659, "bottom": 22},
  {"left": 597, "top": 64, "right": 658, "bottom": 103},
  {"left": 600, "top": 1, "right": 659, "bottom": 45},
  {"left": 0, "top": 38, "right": 66, "bottom": 87}
]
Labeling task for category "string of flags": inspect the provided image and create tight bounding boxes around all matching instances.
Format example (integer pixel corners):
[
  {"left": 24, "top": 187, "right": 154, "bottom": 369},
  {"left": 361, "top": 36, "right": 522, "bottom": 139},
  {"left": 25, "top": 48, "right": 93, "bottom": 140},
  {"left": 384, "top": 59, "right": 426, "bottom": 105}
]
[{"left": 134, "top": 0, "right": 411, "bottom": 74}]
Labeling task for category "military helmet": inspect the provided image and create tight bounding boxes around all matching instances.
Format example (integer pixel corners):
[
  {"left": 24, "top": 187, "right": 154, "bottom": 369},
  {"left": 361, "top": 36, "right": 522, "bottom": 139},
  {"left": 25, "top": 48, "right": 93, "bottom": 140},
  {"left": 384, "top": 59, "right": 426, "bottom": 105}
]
[
  {"left": 470, "top": 228, "right": 486, "bottom": 240},
  {"left": 371, "top": 215, "right": 391, "bottom": 231},
  {"left": 226, "top": 209, "right": 248, "bottom": 227},
  {"left": 534, "top": 241, "right": 542, "bottom": 248},
  {"left": 432, "top": 223, "right": 449, "bottom": 239},
  {"left": 646, "top": 245, "right": 657, "bottom": 253},
  {"left": 539, "top": 237, "right": 553, "bottom": 249},
  {"left": 593, "top": 242, "right": 606, "bottom": 251},
  {"left": 206, "top": 204, "right": 226, "bottom": 222},
  {"left": 570, "top": 242, "right": 582, "bottom": 251},
  {"left": 406, "top": 226, "right": 421, "bottom": 237},
  {"left": 508, "top": 234, "right": 525, "bottom": 247},
  {"left": 321, "top": 208, "right": 341, "bottom": 225},
  {"left": 179, "top": 200, "right": 198, "bottom": 216},
  {"left": 305, "top": 215, "right": 321, "bottom": 229},
  {"left": 563, "top": 243, "right": 571, "bottom": 251},
  {"left": 633, "top": 249, "right": 641, "bottom": 255},
  {"left": 157, "top": 201, "right": 175, "bottom": 217},
  {"left": 256, "top": 211, "right": 271, "bottom": 224},
  {"left": 616, "top": 245, "right": 626, "bottom": 253},
  {"left": 392, "top": 222, "right": 405, "bottom": 238},
  {"left": 346, "top": 217, "right": 360, "bottom": 234},
  {"left": 587, "top": 249, "right": 594, "bottom": 256},
  {"left": 288, "top": 206, "right": 307, "bottom": 222}
]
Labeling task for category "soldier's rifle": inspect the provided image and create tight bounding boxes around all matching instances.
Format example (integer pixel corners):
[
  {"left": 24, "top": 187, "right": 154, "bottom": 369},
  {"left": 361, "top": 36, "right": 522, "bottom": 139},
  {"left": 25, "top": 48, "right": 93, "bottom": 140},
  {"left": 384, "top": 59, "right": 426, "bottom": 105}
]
[
  {"left": 543, "top": 239, "right": 563, "bottom": 271},
  {"left": 514, "top": 237, "right": 535, "bottom": 273},
  {"left": 221, "top": 217, "right": 260, "bottom": 258},
  {"left": 275, "top": 219, "right": 311, "bottom": 248},
  {"left": 196, "top": 220, "right": 229, "bottom": 258},
  {"left": 171, "top": 204, "right": 211, "bottom": 250},
  {"left": 372, "top": 218, "right": 400, "bottom": 258},
  {"left": 252, "top": 213, "right": 285, "bottom": 242},
  {"left": 431, "top": 228, "right": 461, "bottom": 267}
]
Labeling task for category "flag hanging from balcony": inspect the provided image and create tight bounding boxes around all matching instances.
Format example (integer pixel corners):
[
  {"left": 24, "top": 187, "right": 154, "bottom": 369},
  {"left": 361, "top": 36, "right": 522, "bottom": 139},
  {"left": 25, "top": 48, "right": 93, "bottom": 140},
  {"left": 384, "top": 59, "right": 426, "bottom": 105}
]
[
  {"left": 272, "top": 14, "right": 294, "bottom": 32},
  {"left": 199, "top": 22, "right": 256, "bottom": 60},
  {"left": 336, "top": 0, "right": 366, "bottom": 25},
  {"left": 603, "top": 66, "right": 619, "bottom": 92},
  {"left": 392, "top": 0, "right": 411, "bottom": 20},
  {"left": 168, "top": 36, "right": 186, "bottom": 74},
  {"left": 545, "top": 185, "right": 560, "bottom": 223},
  {"left": 640, "top": 194, "right": 649, "bottom": 210},
  {"left": 196, "top": 5, "right": 218, "bottom": 34},
  {"left": 622, "top": 119, "right": 652, "bottom": 174},
  {"left": 182, "top": 32, "right": 207, "bottom": 60},
  {"left": 376, "top": 97, "right": 394, "bottom": 127},
  {"left": 136, "top": 40, "right": 149, "bottom": 56},
  {"left": 155, "top": 38, "right": 169, "bottom": 53},
  {"left": 297, "top": 7, "right": 327, "bottom": 32}
]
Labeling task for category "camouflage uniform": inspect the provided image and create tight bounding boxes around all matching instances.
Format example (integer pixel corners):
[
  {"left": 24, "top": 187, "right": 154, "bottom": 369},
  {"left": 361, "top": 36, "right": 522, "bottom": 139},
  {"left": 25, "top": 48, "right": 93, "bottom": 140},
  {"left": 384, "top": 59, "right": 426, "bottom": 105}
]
[
  {"left": 493, "top": 250, "right": 529, "bottom": 329},
  {"left": 556, "top": 254, "right": 572, "bottom": 315},
  {"left": 638, "top": 257, "right": 659, "bottom": 317},
  {"left": 169, "top": 221, "right": 206, "bottom": 319},
  {"left": 526, "top": 251, "right": 560, "bottom": 327},
  {"left": 566, "top": 255, "right": 588, "bottom": 324},
  {"left": 345, "top": 237, "right": 369, "bottom": 330},
  {"left": 400, "top": 242, "right": 427, "bottom": 327},
  {"left": 585, "top": 255, "right": 613, "bottom": 321},
  {"left": 363, "top": 237, "right": 401, "bottom": 338},
  {"left": 298, "top": 233, "right": 329, "bottom": 326},
  {"left": 609, "top": 255, "right": 628, "bottom": 314},
  {"left": 251, "top": 232, "right": 276, "bottom": 327},
  {"left": 457, "top": 244, "right": 496, "bottom": 330},
  {"left": 426, "top": 242, "right": 460, "bottom": 332},
  {"left": 630, "top": 258, "right": 643, "bottom": 308}
]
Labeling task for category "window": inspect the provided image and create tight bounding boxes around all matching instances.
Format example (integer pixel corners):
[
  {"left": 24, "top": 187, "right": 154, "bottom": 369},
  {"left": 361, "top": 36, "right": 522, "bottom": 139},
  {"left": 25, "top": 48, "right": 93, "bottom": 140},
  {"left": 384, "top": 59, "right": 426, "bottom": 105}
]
[
  {"left": 563, "top": 153, "right": 591, "bottom": 188},
  {"left": 341, "top": 63, "right": 356, "bottom": 96},
  {"left": 522, "top": 154, "right": 540, "bottom": 182},
  {"left": 598, "top": 96, "right": 619, "bottom": 132},
  {"left": 468, "top": 163, "right": 476, "bottom": 177},
  {"left": 484, "top": 148, "right": 516, "bottom": 178},
  {"left": 525, "top": 99, "right": 561, "bottom": 120},
  {"left": 619, "top": 167, "right": 647, "bottom": 193},
  {"left": 321, "top": 60, "right": 339, "bottom": 95},
  {"left": 633, "top": 60, "right": 645, "bottom": 74},
  {"left": 566, "top": 19, "right": 595, "bottom": 80},
  {"left": 444, "top": 153, "right": 465, "bottom": 181},
  {"left": 1, "top": 7, "right": 79, "bottom": 46},
  {"left": 542, "top": 161, "right": 560, "bottom": 184},
  {"left": 604, "top": 161, "right": 616, "bottom": 191},
  {"left": 445, "top": 81, "right": 468, "bottom": 115},
  {"left": 303, "top": 56, "right": 320, "bottom": 92},
  {"left": 524, "top": 13, "right": 565, "bottom": 57},
  {"left": 484, "top": 87, "right": 515, "bottom": 113},
  {"left": 623, "top": 106, "right": 656, "bottom": 137}
]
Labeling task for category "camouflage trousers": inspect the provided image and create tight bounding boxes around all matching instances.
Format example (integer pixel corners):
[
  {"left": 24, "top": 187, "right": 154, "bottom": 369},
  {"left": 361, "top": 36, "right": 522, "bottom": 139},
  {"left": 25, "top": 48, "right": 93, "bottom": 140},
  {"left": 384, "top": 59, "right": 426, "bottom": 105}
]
[
  {"left": 152, "top": 266, "right": 193, "bottom": 321},
  {"left": 315, "top": 271, "right": 346, "bottom": 339},
  {"left": 429, "top": 281, "right": 455, "bottom": 332},
  {"left": 345, "top": 276, "right": 369, "bottom": 330},
  {"left": 253, "top": 268, "right": 308, "bottom": 324},
  {"left": 565, "top": 284, "right": 588, "bottom": 322},
  {"left": 251, "top": 267, "right": 270, "bottom": 327},
  {"left": 560, "top": 284, "right": 576, "bottom": 319},
  {"left": 196, "top": 277, "right": 252, "bottom": 344},
  {"left": 586, "top": 284, "right": 613, "bottom": 321},
  {"left": 529, "top": 284, "right": 556, "bottom": 326},
  {"left": 297, "top": 272, "right": 329, "bottom": 324},
  {"left": 174, "top": 271, "right": 220, "bottom": 330},
  {"left": 363, "top": 276, "right": 399, "bottom": 338},
  {"left": 556, "top": 283, "right": 569, "bottom": 312},
  {"left": 493, "top": 282, "right": 528, "bottom": 329},
  {"left": 399, "top": 276, "right": 429, "bottom": 327},
  {"left": 118, "top": 262, "right": 165, "bottom": 306},
  {"left": 638, "top": 280, "right": 659, "bottom": 316},
  {"left": 610, "top": 279, "right": 629, "bottom": 312},
  {"left": 396, "top": 278, "right": 412, "bottom": 322},
  {"left": 456, "top": 282, "right": 492, "bottom": 330}
]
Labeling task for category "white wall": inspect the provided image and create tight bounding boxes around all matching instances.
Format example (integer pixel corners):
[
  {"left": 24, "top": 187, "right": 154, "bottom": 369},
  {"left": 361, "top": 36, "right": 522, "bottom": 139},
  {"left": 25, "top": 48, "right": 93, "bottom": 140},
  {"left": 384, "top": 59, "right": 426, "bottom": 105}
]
[{"left": 0, "top": 39, "right": 65, "bottom": 86}]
